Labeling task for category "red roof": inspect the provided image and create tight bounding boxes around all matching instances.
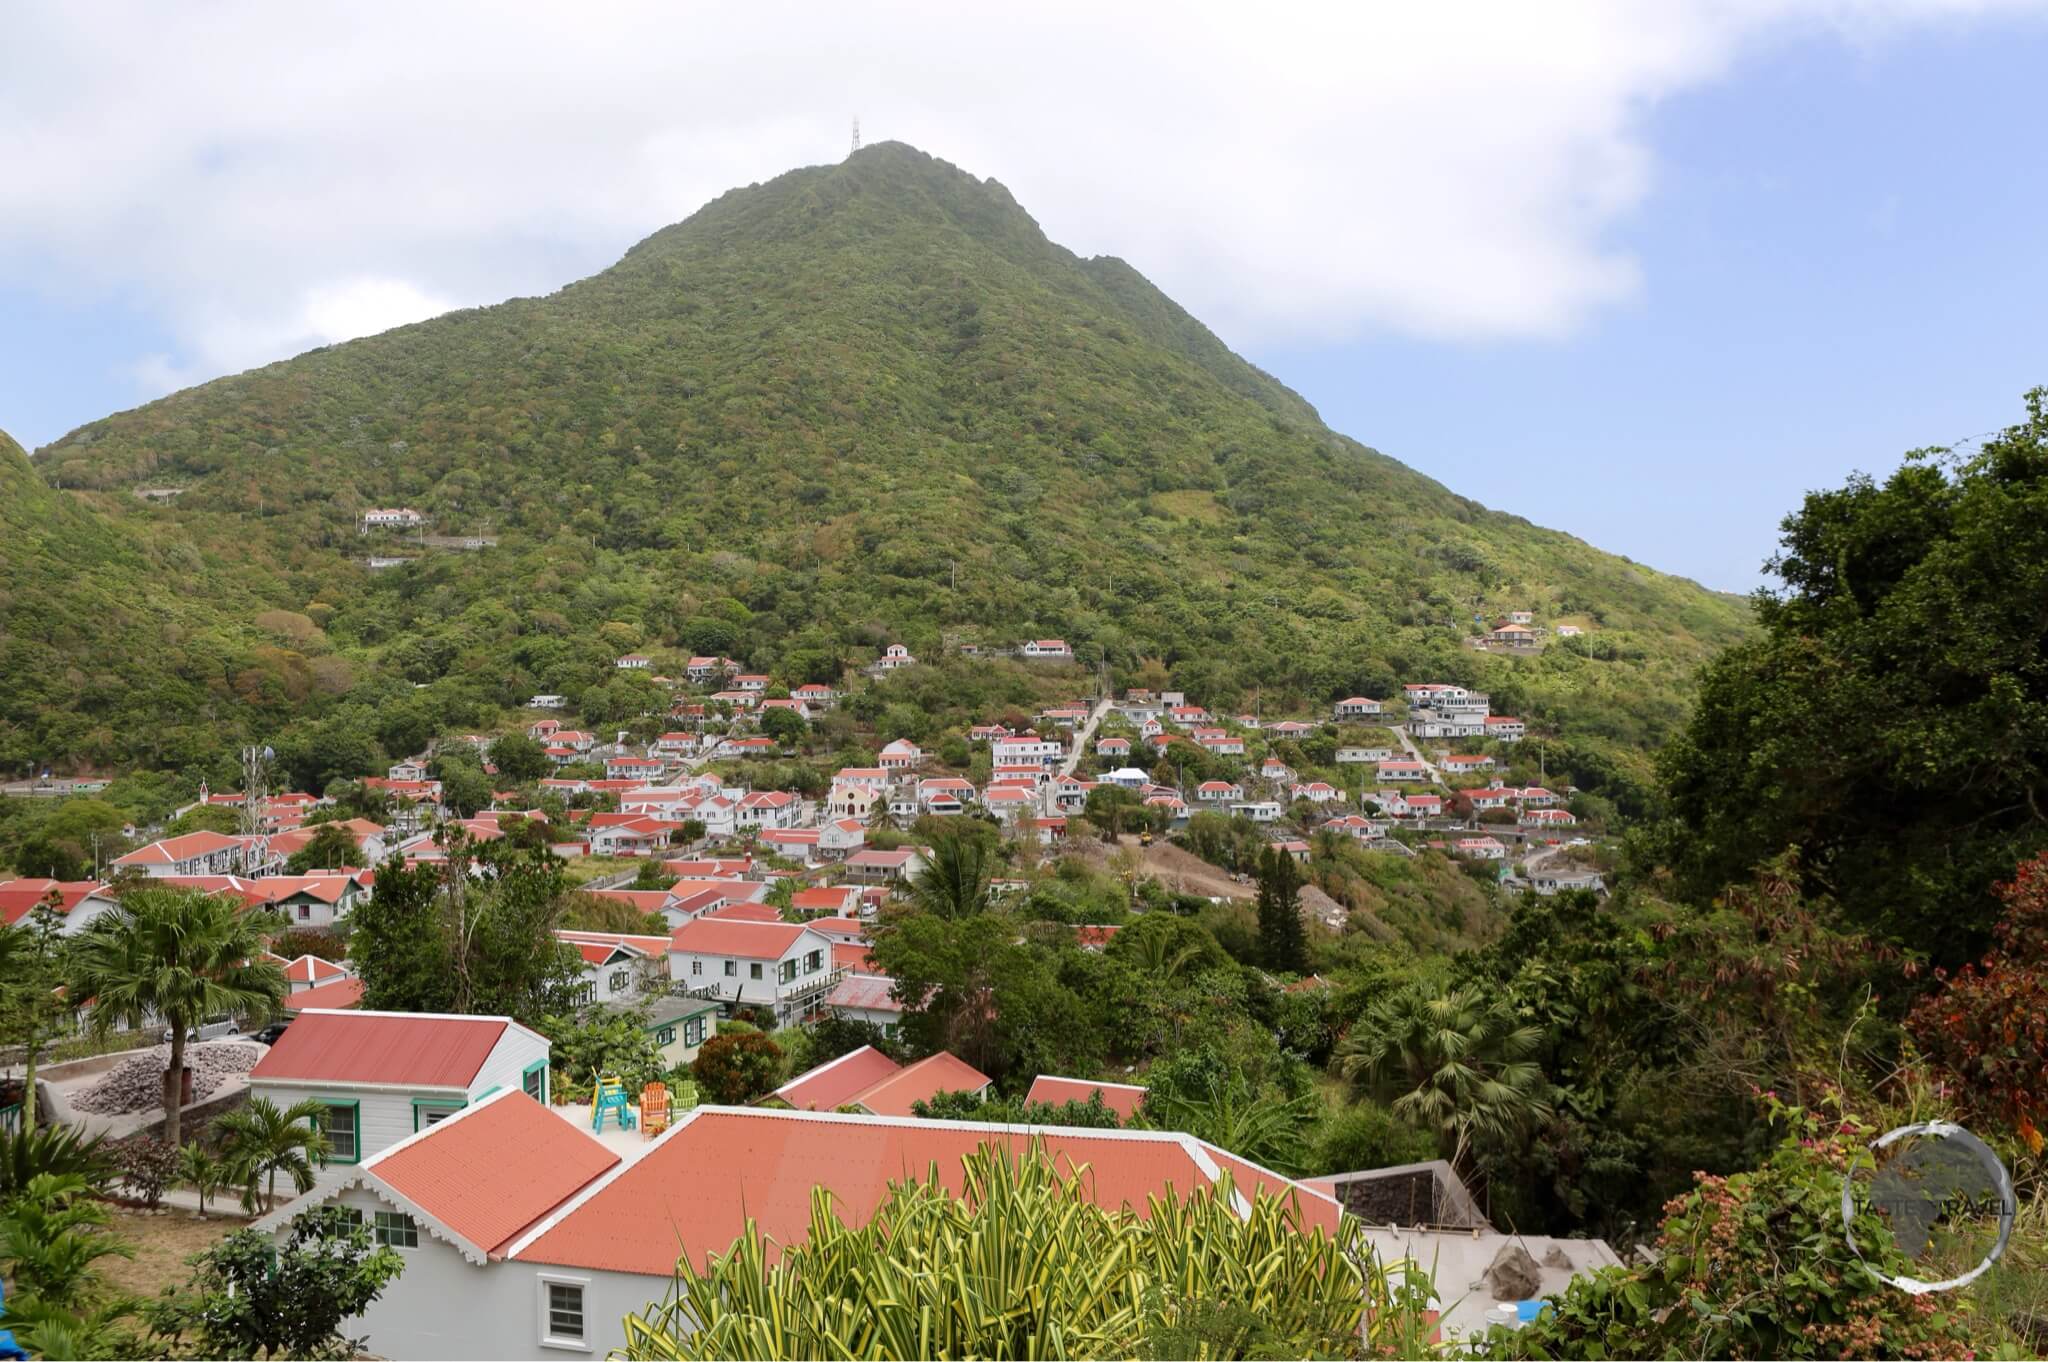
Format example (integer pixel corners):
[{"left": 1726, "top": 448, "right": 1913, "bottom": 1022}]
[
  {"left": 1025, "top": 1075, "right": 1147, "bottom": 1122},
  {"left": 772, "top": 1045, "right": 904, "bottom": 1111},
  {"left": 114, "top": 830, "right": 243, "bottom": 866},
  {"left": 512, "top": 1108, "right": 1340, "bottom": 1276},
  {"left": 844, "top": 1052, "right": 990, "bottom": 1116},
  {"left": 702, "top": 900, "right": 782, "bottom": 924},
  {"left": 282, "top": 954, "right": 349, "bottom": 985},
  {"left": 372, "top": 1092, "right": 620, "bottom": 1256},
  {"left": 668, "top": 917, "right": 808, "bottom": 958},
  {"left": 251, "top": 1010, "right": 515, "bottom": 1089},
  {"left": 282, "top": 977, "right": 365, "bottom": 1013},
  {"left": 0, "top": 879, "right": 105, "bottom": 925},
  {"left": 826, "top": 973, "right": 902, "bottom": 1014},
  {"left": 832, "top": 942, "right": 879, "bottom": 973}
]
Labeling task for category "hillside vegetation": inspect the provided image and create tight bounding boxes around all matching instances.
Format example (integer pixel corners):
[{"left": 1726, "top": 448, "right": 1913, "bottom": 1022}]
[{"left": 13, "top": 142, "right": 1744, "bottom": 785}]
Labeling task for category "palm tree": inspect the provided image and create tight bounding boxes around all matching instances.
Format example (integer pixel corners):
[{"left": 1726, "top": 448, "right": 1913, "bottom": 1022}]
[
  {"left": 178, "top": 1142, "right": 229, "bottom": 1217},
  {"left": 1124, "top": 928, "right": 1202, "bottom": 981},
  {"left": 70, "top": 886, "right": 286, "bottom": 1146},
  {"left": 0, "top": 1173, "right": 134, "bottom": 1309},
  {"left": 907, "top": 837, "right": 993, "bottom": 920},
  {"left": 1335, "top": 980, "right": 1552, "bottom": 1168},
  {"left": 214, "top": 1096, "right": 332, "bottom": 1212}
]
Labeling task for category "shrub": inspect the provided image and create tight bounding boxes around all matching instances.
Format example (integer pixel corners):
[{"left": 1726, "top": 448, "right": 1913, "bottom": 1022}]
[
  {"left": 114, "top": 1136, "right": 181, "bottom": 1209},
  {"left": 1308, "top": 1102, "right": 1438, "bottom": 1177},
  {"left": 692, "top": 1032, "right": 784, "bottom": 1105}
]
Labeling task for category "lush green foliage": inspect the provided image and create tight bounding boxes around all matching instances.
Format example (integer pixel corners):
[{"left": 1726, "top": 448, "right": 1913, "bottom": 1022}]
[
  {"left": 1254, "top": 847, "right": 1309, "bottom": 973},
  {"left": 910, "top": 1088, "right": 1125, "bottom": 1129},
  {"left": 621, "top": 1144, "right": 1433, "bottom": 1360},
  {"left": 1480, "top": 1103, "right": 1974, "bottom": 1361},
  {"left": 166, "top": 1205, "right": 404, "bottom": 1361},
  {"left": 69, "top": 885, "right": 287, "bottom": 1145},
  {"left": 540, "top": 1005, "right": 671, "bottom": 1104},
  {"left": 213, "top": 1095, "right": 333, "bottom": 1212},
  {"left": 1658, "top": 390, "right": 2048, "bottom": 957},
  {"left": 6, "top": 144, "right": 1743, "bottom": 790}
]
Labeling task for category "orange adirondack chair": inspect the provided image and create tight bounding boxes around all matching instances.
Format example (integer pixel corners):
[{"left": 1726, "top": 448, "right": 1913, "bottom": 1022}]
[{"left": 640, "top": 1081, "right": 671, "bottom": 1138}]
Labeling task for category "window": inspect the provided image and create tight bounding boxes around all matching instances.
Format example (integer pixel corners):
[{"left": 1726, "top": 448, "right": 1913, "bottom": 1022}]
[
  {"left": 522, "top": 1061, "right": 547, "bottom": 1103},
  {"left": 608, "top": 969, "right": 630, "bottom": 993},
  {"left": 749, "top": 962, "right": 763, "bottom": 981},
  {"left": 541, "top": 1278, "right": 587, "bottom": 1349},
  {"left": 654, "top": 1025, "right": 675, "bottom": 1046},
  {"left": 298, "top": 904, "right": 311, "bottom": 921},
  {"left": 778, "top": 959, "right": 796, "bottom": 984},
  {"left": 319, "top": 1102, "right": 359, "bottom": 1163},
  {"left": 373, "top": 1211, "right": 418, "bottom": 1248},
  {"left": 691, "top": 959, "right": 702, "bottom": 976},
  {"left": 804, "top": 949, "right": 823, "bottom": 974},
  {"left": 723, "top": 960, "right": 737, "bottom": 977},
  {"left": 413, "top": 1100, "right": 462, "bottom": 1131},
  {"left": 684, "top": 1016, "right": 706, "bottom": 1047}
]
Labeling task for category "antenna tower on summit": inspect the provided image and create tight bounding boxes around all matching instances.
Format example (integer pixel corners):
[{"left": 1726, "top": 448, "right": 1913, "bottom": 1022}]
[{"left": 850, "top": 117, "right": 860, "bottom": 156}]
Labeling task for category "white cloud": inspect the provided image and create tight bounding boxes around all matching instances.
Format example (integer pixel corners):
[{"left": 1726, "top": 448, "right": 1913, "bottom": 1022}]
[{"left": 0, "top": 0, "right": 2033, "bottom": 393}]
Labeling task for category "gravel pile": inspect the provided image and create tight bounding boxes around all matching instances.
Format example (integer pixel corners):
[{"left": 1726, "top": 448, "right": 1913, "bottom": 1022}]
[{"left": 70, "top": 1041, "right": 263, "bottom": 1115}]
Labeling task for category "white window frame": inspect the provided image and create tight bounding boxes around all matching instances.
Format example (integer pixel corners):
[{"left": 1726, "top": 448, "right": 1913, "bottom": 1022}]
[{"left": 537, "top": 1272, "right": 592, "bottom": 1352}]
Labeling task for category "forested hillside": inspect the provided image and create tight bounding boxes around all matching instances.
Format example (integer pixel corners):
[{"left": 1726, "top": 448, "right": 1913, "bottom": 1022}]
[{"left": 13, "top": 142, "right": 1745, "bottom": 786}]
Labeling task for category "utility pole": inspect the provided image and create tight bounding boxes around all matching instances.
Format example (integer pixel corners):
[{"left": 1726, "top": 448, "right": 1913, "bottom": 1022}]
[
  {"left": 241, "top": 744, "right": 273, "bottom": 871},
  {"left": 850, "top": 117, "right": 860, "bottom": 156}
]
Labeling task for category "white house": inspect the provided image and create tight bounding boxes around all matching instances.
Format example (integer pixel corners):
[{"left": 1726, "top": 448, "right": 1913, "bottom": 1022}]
[
  {"left": 247, "top": 1010, "right": 551, "bottom": 1162},
  {"left": 878, "top": 739, "right": 922, "bottom": 771},
  {"left": 360, "top": 507, "right": 423, "bottom": 528},
  {"left": 555, "top": 930, "right": 672, "bottom": 1006},
  {"left": 1020, "top": 639, "right": 1072, "bottom": 659},
  {"left": 1484, "top": 716, "right": 1527, "bottom": 742},
  {"left": 1229, "top": 801, "right": 1283, "bottom": 823},
  {"left": 1456, "top": 837, "right": 1508, "bottom": 860},
  {"left": 1333, "top": 697, "right": 1383, "bottom": 719},
  {"left": 992, "top": 734, "right": 1063, "bottom": 768},
  {"left": 254, "top": 1100, "right": 1349, "bottom": 1361},
  {"left": 614, "top": 654, "right": 653, "bottom": 670},
  {"left": 0, "top": 879, "right": 121, "bottom": 936},
  {"left": 1377, "top": 761, "right": 1430, "bottom": 783},
  {"left": 874, "top": 644, "right": 916, "bottom": 671},
  {"left": 1335, "top": 747, "right": 1393, "bottom": 764},
  {"left": 668, "top": 919, "right": 842, "bottom": 1026},
  {"left": 112, "top": 831, "right": 250, "bottom": 878}
]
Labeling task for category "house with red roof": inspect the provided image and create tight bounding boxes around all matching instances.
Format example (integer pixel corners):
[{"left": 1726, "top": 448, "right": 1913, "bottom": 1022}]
[
  {"left": 843, "top": 847, "right": 929, "bottom": 885},
  {"left": 112, "top": 830, "right": 250, "bottom": 878},
  {"left": 1020, "top": 639, "right": 1072, "bottom": 658},
  {"left": 1334, "top": 696, "right": 1384, "bottom": 719},
  {"left": 822, "top": 972, "right": 904, "bottom": 1035},
  {"left": 877, "top": 739, "right": 922, "bottom": 771},
  {"left": 769, "top": 1047, "right": 990, "bottom": 1116},
  {"left": 1095, "top": 735, "right": 1131, "bottom": 759},
  {"left": 255, "top": 1100, "right": 1343, "bottom": 1359},
  {"left": 280, "top": 953, "right": 354, "bottom": 995},
  {"left": 788, "top": 885, "right": 863, "bottom": 919},
  {"left": 248, "top": 1009, "right": 552, "bottom": 1161},
  {"left": 554, "top": 930, "right": 672, "bottom": 1006},
  {"left": 1025, "top": 1075, "right": 1147, "bottom": 1123},
  {"left": 666, "top": 918, "right": 842, "bottom": 1025},
  {"left": 1377, "top": 760, "right": 1430, "bottom": 783},
  {"left": 0, "top": 878, "right": 119, "bottom": 934},
  {"left": 281, "top": 976, "right": 366, "bottom": 1015}
]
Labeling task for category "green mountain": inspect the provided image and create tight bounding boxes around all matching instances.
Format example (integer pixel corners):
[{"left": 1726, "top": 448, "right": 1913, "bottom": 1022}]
[{"left": 13, "top": 142, "right": 1746, "bottom": 800}]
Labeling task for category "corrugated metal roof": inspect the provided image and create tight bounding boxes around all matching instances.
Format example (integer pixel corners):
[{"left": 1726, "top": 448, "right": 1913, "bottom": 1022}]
[
  {"left": 1024, "top": 1075, "right": 1147, "bottom": 1121},
  {"left": 372, "top": 1092, "right": 619, "bottom": 1255},
  {"left": 282, "top": 977, "right": 364, "bottom": 1013},
  {"left": 250, "top": 1010, "right": 509, "bottom": 1088},
  {"left": 772, "top": 1045, "right": 902, "bottom": 1111},
  {"left": 846, "top": 1052, "right": 989, "bottom": 1116},
  {"left": 669, "top": 917, "right": 806, "bottom": 956},
  {"left": 512, "top": 1108, "right": 1337, "bottom": 1277}
]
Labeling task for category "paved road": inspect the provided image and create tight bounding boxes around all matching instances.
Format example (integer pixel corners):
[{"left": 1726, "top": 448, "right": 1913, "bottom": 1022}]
[
  {"left": 1389, "top": 724, "right": 1444, "bottom": 782},
  {"left": 1060, "top": 698, "right": 1115, "bottom": 777}
]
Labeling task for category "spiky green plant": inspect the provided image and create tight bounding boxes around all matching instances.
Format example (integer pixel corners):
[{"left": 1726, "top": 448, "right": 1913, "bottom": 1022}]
[{"left": 621, "top": 1143, "right": 1435, "bottom": 1359}]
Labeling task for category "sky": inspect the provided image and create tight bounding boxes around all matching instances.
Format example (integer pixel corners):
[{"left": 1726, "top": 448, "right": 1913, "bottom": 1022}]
[{"left": 3, "top": 3, "right": 2046, "bottom": 592}]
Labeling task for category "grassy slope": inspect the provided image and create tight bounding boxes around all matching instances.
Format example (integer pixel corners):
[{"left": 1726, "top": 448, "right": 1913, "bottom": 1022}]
[{"left": 16, "top": 143, "right": 1748, "bottom": 780}]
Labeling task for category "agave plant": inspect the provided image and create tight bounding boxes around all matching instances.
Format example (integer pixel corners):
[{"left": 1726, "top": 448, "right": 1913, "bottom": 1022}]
[{"left": 621, "top": 1142, "right": 1435, "bottom": 1360}]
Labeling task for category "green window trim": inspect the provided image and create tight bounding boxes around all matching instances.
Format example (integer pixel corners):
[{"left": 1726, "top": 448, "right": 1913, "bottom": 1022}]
[
  {"left": 321, "top": 1099, "right": 362, "bottom": 1165},
  {"left": 412, "top": 1097, "right": 466, "bottom": 1131},
  {"left": 522, "top": 1060, "right": 548, "bottom": 1104}
]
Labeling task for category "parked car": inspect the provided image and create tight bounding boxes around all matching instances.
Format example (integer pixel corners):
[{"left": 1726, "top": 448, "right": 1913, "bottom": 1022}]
[{"left": 162, "top": 1016, "right": 241, "bottom": 1044}]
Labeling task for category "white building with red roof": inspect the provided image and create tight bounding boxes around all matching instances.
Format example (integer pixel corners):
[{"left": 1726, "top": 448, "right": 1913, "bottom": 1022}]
[
  {"left": 1333, "top": 696, "right": 1384, "bottom": 719},
  {"left": 666, "top": 918, "right": 841, "bottom": 1024},
  {"left": 0, "top": 878, "right": 119, "bottom": 933},
  {"left": 554, "top": 930, "right": 672, "bottom": 1006},
  {"left": 112, "top": 830, "right": 250, "bottom": 878},
  {"left": 255, "top": 1098, "right": 1344, "bottom": 1360},
  {"left": 248, "top": 1010, "right": 551, "bottom": 1162},
  {"left": 1020, "top": 639, "right": 1072, "bottom": 658}
]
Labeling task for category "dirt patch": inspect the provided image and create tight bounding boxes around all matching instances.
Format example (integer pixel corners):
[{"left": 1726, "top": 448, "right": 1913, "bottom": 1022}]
[
  {"left": 100, "top": 1206, "right": 240, "bottom": 1301},
  {"left": 1079, "top": 836, "right": 1257, "bottom": 899}
]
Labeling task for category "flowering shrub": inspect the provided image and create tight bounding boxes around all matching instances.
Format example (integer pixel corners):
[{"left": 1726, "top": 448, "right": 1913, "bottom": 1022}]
[
  {"left": 1480, "top": 1099, "right": 1976, "bottom": 1360},
  {"left": 1908, "top": 851, "right": 2048, "bottom": 1152}
]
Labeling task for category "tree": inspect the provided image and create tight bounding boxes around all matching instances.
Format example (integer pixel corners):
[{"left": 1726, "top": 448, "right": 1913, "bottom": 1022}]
[
  {"left": 759, "top": 706, "right": 807, "bottom": 747},
  {"left": 70, "top": 887, "right": 286, "bottom": 1146},
  {"left": 1254, "top": 847, "right": 1309, "bottom": 974},
  {"left": 1140, "top": 1043, "right": 1318, "bottom": 1174},
  {"left": 619, "top": 1145, "right": 1431, "bottom": 1361},
  {"left": 0, "top": 899, "right": 72, "bottom": 1129},
  {"left": 1336, "top": 980, "right": 1551, "bottom": 1169},
  {"left": 432, "top": 760, "right": 495, "bottom": 819},
  {"left": 489, "top": 731, "right": 553, "bottom": 783},
  {"left": 1659, "top": 389, "right": 2048, "bottom": 959},
  {"left": 213, "top": 1096, "right": 333, "bottom": 1212},
  {"left": 539, "top": 1008, "right": 668, "bottom": 1105},
  {"left": 285, "top": 822, "right": 363, "bottom": 873},
  {"left": 0, "top": 1173, "right": 134, "bottom": 1317},
  {"left": 178, "top": 1142, "right": 229, "bottom": 1218},
  {"left": 906, "top": 835, "right": 993, "bottom": 920},
  {"left": 347, "top": 855, "right": 454, "bottom": 1014},
  {"left": 175, "top": 1205, "right": 404, "bottom": 1360},
  {"left": 692, "top": 1031, "right": 784, "bottom": 1104}
]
